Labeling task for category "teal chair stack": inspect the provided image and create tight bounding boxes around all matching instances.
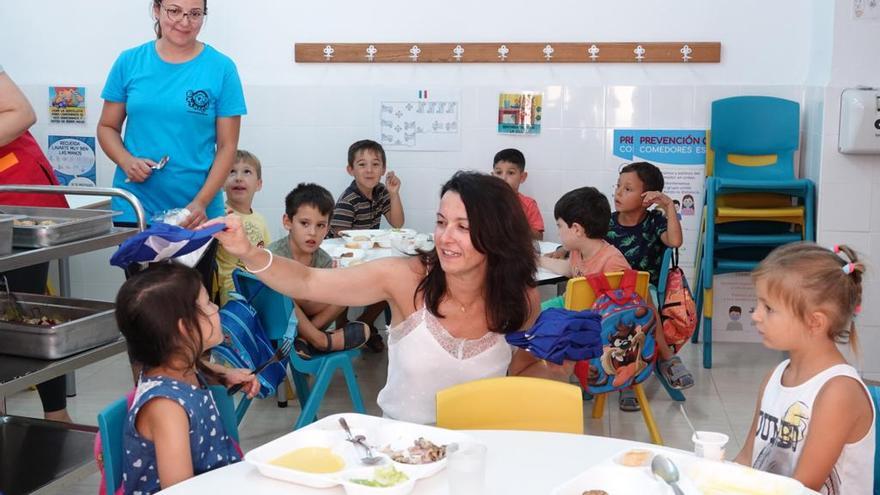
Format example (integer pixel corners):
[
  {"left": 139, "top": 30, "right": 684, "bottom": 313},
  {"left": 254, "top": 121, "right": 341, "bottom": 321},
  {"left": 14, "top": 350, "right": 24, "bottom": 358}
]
[
  {"left": 869, "top": 384, "right": 879, "bottom": 495},
  {"left": 97, "top": 385, "right": 238, "bottom": 494},
  {"left": 232, "top": 270, "right": 366, "bottom": 430},
  {"left": 693, "top": 96, "right": 815, "bottom": 368}
]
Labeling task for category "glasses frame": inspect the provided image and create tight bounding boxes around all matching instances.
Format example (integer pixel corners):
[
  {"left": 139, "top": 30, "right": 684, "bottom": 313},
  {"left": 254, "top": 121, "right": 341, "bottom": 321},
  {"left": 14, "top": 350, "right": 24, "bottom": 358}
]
[{"left": 161, "top": 4, "right": 207, "bottom": 23}]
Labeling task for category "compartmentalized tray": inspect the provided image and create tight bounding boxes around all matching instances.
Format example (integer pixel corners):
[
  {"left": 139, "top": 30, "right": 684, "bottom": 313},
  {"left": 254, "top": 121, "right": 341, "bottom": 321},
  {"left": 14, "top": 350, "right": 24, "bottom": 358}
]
[
  {"left": 0, "top": 205, "right": 117, "bottom": 248},
  {"left": 0, "top": 292, "right": 118, "bottom": 359}
]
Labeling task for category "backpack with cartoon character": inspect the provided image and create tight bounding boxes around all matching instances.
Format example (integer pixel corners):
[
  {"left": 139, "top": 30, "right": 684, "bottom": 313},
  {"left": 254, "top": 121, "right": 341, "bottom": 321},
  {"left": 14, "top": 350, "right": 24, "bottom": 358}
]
[
  {"left": 660, "top": 249, "right": 697, "bottom": 353},
  {"left": 573, "top": 270, "right": 658, "bottom": 394}
]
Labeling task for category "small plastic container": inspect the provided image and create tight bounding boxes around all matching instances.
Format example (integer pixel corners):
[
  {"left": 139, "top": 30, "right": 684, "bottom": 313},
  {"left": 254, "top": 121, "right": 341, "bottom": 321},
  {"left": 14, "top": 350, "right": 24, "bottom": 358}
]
[{"left": 692, "top": 431, "right": 729, "bottom": 461}]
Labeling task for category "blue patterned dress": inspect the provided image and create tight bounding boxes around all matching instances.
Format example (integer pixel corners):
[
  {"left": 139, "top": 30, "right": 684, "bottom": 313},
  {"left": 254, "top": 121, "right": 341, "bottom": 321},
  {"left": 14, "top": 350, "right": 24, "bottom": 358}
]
[{"left": 122, "top": 374, "right": 240, "bottom": 495}]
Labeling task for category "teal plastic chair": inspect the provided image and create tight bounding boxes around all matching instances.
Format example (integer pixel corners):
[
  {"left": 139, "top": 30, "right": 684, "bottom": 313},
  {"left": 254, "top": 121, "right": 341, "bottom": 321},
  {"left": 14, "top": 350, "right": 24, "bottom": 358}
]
[
  {"left": 869, "top": 384, "right": 880, "bottom": 495},
  {"left": 232, "top": 270, "right": 366, "bottom": 429},
  {"left": 698, "top": 96, "right": 815, "bottom": 368},
  {"left": 97, "top": 385, "right": 239, "bottom": 493}
]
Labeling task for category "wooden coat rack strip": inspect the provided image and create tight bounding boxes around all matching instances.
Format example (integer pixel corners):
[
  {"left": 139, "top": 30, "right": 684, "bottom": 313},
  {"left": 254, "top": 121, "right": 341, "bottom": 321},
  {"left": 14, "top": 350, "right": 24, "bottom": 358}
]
[{"left": 295, "top": 42, "right": 721, "bottom": 63}]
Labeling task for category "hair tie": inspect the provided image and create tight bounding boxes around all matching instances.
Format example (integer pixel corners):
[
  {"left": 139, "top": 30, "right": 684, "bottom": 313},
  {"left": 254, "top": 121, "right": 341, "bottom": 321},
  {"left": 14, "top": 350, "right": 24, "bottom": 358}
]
[
  {"left": 833, "top": 244, "right": 841, "bottom": 254},
  {"left": 842, "top": 262, "right": 855, "bottom": 274},
  {"left": 854, "top": 305, "right": 862, "bottom": 316}
]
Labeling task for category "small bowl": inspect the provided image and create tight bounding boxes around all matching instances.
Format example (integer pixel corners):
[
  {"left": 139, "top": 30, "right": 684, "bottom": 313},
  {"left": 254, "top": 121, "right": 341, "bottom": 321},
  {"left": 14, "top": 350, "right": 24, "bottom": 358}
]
[{"left": 339, "top": 467, "right": 415, "bottom": 495}]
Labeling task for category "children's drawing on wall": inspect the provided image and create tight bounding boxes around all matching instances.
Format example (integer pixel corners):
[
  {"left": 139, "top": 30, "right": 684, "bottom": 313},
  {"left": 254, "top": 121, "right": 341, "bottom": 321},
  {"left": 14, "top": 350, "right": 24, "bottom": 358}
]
[
  {"left": 47, "top": 135, "right": 97, "bottom": 187},
  {"left": 613, "top": 130, "right": 707, "bottom": 270},
  {"left": 498, "top": 92, "right": 542, "bottom": 135},
  {"left": 712, "top": 273, "right": 762, "bottom": 343},
  {"left": 49, "top": 86, "right": 86, "bottom": 124},
  {"left": 375, "top": 89, "right": 461, "bottom": 151}
]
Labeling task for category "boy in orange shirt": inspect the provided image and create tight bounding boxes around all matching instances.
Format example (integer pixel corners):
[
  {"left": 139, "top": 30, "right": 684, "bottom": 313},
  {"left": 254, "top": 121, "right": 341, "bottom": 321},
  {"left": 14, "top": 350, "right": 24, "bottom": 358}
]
[{"left": 492, "top": 148, "right": 544, "bottom": 240}]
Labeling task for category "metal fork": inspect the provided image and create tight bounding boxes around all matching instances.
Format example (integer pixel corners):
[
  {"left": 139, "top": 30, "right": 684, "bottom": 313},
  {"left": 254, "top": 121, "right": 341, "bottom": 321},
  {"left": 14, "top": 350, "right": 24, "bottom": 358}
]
[{"left": 226, "top": 338, "right": 293, "bottom": 395}]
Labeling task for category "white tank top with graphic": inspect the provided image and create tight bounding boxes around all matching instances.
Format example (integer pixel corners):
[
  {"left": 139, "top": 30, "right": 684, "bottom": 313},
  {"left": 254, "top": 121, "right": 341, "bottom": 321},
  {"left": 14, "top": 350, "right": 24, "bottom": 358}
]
[{"left": 751, "top": 359, "right": 875, "bottom": 495}]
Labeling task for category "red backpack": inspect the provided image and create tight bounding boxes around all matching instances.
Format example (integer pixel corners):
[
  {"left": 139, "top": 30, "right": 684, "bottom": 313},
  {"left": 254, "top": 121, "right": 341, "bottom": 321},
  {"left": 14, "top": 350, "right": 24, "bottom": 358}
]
[{"left": 660, "top": 249, "right": 697, "bottom": 353}]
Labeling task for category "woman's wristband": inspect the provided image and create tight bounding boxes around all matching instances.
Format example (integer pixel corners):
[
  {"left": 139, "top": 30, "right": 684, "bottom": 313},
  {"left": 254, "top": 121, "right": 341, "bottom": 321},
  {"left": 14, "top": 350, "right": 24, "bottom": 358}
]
[{"left": 244, "top": 248, "right": 273, "bottom": 274}]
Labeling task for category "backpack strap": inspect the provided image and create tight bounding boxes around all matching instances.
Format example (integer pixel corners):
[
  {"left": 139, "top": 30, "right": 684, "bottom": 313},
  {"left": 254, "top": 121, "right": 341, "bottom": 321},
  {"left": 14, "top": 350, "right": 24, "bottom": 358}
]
[
  {"left": 585, "top": 272, "right": 612, "bottom": 296},
  {"left": 670, "top": 248, "right": 680, "bottom": 269},
  {"left": 619, "top": 269, "right": 638, "bottom": 293}
]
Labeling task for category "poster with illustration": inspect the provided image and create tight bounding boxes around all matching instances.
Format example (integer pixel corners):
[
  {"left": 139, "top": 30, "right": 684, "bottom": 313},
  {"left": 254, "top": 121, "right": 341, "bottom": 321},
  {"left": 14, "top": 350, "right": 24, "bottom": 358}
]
[
  {"left": 711, "top": 272, "right": 762, "bottom": 343},
  {"left": 49, "top": 86, "right": 86, "bottom": 124},
  {"left": 498, "top": 92, "right": 542, "bottom": 135},
  {"left": 612, "top": 130, "right": 706, "bottom": 270},
  {"left": 47, "top": 136, "right": 97, "bottom": 187},
  {"left": 375, "top": 89, "right": 461, "bottom": 151}
]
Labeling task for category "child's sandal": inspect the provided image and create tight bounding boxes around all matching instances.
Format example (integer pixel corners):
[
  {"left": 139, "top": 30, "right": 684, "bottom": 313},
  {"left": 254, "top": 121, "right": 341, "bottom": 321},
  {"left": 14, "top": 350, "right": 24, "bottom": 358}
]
[{"left": 658, "top": 356, "right": 695, "bottom": 390}]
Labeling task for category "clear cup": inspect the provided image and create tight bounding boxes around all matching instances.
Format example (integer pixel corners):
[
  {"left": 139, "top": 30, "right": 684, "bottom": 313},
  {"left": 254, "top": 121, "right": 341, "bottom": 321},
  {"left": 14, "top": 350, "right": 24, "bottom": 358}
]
[
  {"left": 692, "top": 431, "right": 729, "bottom": 461},
  {"left": 446, "top": 442, "right": 487, "bottom": 494}
]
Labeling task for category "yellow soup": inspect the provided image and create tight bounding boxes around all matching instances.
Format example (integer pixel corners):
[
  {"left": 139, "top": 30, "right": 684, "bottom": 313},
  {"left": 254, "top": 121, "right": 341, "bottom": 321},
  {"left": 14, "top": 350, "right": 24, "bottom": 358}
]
[{"left": 270, "top": 447, "right": 345, "bottom": 474}]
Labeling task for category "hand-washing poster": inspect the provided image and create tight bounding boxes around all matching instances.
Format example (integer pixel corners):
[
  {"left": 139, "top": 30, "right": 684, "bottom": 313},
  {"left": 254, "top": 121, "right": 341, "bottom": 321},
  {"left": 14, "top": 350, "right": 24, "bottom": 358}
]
[
  {"left": 375, "top": 89, "right": 461, "bottom": 151},
  {"left": 613, "top": 130, "right": 706, "bottom": 270},
  {"left": 47, "top": 135, "right": 97, "bottom": 187},
  {"left": 49, "top": 86, "right": 86, "bottom": 124},
  {"left": 498, "top": 92, "right": 542, "bottom": 135},
  {"left": 711, "top": 272, "right": 762, "bottom": 343}
]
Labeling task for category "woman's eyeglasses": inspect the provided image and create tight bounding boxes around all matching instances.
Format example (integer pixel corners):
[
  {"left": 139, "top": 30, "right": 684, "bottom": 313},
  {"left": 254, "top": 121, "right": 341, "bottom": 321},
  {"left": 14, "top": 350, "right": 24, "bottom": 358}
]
[{"left": 162, "top": 4, "right": 206, "bottom": 23}]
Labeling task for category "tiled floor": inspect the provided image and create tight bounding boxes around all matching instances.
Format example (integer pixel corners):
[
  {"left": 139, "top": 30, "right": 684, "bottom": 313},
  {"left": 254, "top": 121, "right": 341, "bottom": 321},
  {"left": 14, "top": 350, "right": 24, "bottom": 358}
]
[{"left": 6, "top": 338, "right": 785, "bottom": 494}]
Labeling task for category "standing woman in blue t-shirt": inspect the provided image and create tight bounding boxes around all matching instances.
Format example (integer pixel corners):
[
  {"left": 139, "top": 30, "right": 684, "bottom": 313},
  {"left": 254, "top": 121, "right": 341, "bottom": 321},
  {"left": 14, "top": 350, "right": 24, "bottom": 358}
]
[{"left": 97, "top": 0, "right": 246, "bottom": 231}]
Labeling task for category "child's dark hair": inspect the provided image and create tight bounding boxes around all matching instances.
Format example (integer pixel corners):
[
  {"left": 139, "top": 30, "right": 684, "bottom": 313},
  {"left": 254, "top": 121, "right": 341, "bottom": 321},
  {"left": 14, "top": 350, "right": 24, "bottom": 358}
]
[
  {"left": 285, "top": 183, "right": 334, "bottom": 218},
  {"left": 115, "top": 264, "right": 215, "bottom": 375},
  {"left": 554, "top": 187, "right": 611, "bottom": 239},
  {"left": 347, "top": 140, "right": 386, "bottom": 168},
  {"left": 493, "top": 148, "right": 526, "bottom": 171},
  {"left": 729, "top": 306, "right": 742, "bottom": 313},
  {"left": 752, "top": 243, "right": 865, "bottom": 351},
  {"left": 620, "top": 161, "right": 664, "bottom": 192}
]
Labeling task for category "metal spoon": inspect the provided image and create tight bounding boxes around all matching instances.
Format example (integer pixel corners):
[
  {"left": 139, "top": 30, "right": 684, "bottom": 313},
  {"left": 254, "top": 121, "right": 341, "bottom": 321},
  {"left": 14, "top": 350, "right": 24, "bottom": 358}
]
[
  {"left": 679, "top": 403, "right": 702, "bottom": 441},
  {"left": 1, "top": 275, "right": 25, "bottom": 322},
  {"left": 124, "top": 155, "right": 169, "bottom": 183},
  {"left": 338, "top": 418, "right": 383, "bottom": 465},
  {"left": 651, "top": 455, "right": 685, "bottom": 495}
]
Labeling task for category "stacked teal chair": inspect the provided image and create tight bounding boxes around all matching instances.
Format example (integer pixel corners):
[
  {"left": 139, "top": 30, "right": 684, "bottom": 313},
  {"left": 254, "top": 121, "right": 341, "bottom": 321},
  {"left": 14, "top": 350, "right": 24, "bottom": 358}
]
[
  {"left": 694, "top": 96, "right": 815, "bottom": 368},
  {"left": 232, "top": 270, "right": 366, "bottom": 429},
  {"left": 97, "top": 385, "right": 238, "bottom": 493},
  {"left": 869, "top": 384, "right": 879, "bottom": 495}
]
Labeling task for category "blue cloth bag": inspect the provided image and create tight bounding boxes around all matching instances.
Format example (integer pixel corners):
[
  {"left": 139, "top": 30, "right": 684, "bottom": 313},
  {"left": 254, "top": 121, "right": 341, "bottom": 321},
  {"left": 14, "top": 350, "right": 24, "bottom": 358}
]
[
  {"left": 506, "top": 308, "right": 604, "bottom": 365},
  {"left": 110, "top": 222, "right": 225, "bottom": 269}
]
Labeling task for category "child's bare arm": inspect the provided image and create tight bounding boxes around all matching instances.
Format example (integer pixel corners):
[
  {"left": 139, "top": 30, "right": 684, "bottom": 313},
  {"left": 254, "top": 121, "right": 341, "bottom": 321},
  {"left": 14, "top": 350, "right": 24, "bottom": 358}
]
[
  {"left": 384, "top": 171, "right": 405, "bottom": 228},
  {"left": 792, "top": 376, "right": 874, "bottom": 490},
  {"left": 138, "top": 398, "right": 195, "bottom": 489},
  {"left": 734, "top": 370, "right": 773, "bottom": 466},
  {"left": 539, "top": 254, "right": 573, "bottom": 277},
  {"left": 643, "top": 191, "right": 683, "bottom": 248}
]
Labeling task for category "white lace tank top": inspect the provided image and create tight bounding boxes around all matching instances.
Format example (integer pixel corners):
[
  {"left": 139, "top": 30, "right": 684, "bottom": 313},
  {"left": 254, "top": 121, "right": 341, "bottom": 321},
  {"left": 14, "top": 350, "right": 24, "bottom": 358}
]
[
  {"left": 376, "top": 306, "right": 513, "bottom": 425},
  {"left": 751, "top": 359, "right": 875, "bottom": 494}
]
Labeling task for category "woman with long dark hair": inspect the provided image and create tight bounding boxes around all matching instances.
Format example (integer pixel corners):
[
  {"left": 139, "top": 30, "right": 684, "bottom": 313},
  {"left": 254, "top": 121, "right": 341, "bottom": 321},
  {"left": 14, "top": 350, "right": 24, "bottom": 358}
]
[{"left": 211, "top": 171, "right": 567, "bottom": 424}]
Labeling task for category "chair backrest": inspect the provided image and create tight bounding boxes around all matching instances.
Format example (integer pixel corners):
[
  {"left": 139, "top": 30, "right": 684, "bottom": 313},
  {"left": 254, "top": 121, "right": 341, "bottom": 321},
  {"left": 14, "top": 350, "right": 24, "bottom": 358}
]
[
  {"left": 96, "top": 385, "right": 238, "bottom": 493},
  {"left": 436, "top": 376, "right": 584, "bottom": 434},
  {"left": 563, "top": 271, "right": 651, "bottom": 310},
  {"left": 710, "top": 96, "right": 800, "bottom": 181},
  {"left": 869, "top": 384, "right": 880, "bottom": 495},
  {"left": 232, "top": 269, "right": 295, "bottom": 341}
]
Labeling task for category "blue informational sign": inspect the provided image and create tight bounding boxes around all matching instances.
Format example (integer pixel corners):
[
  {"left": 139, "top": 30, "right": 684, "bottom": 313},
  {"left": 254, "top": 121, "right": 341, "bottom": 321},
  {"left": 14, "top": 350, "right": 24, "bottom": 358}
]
[{"left": 46, "top": 135, "right": 97, "bottom": 187}]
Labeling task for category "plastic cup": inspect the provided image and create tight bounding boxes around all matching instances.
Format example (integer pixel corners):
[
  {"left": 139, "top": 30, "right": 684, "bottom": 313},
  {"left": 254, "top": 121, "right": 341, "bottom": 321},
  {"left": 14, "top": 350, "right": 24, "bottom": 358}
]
[
  {"left": 692, "top": 431, "right": 729, "bottom": 461},
  {"left": 446, "top": 443, "right": 487, "bottom": 494}
]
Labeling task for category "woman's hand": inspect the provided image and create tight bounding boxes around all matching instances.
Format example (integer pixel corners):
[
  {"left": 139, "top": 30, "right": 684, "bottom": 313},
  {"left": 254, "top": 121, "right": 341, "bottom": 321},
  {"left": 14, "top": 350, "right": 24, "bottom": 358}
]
[
  {"left": 180, "top": 200, "right": 207, "bottom": 228},
  {"left": 221, "top": 368, "right": 261, "bottom": 398},
  {"left": 122, "top": 157, "right": 159, "bottom": 183},
  {"left": 204, "top": 214, "right": 255, "bottom": 259}
]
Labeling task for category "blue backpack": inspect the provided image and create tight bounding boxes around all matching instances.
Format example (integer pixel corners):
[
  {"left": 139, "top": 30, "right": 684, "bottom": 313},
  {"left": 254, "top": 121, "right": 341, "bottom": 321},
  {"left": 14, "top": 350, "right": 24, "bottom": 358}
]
[
  {"left": 211, "top": 296, "right": 287, "bottom": 398},
  {"left": 573, "top": 270, "right": 658, "bottom": 394}
]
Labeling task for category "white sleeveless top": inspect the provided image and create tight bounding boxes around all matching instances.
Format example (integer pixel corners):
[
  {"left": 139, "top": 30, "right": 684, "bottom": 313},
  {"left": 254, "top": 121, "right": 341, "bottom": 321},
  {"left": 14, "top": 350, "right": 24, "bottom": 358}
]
[
  {"left": 377, "top": 306, "right": 513, "bottom": 425},
  {"left": 751, "top": 359, "right": 875, "bottom": 495}
]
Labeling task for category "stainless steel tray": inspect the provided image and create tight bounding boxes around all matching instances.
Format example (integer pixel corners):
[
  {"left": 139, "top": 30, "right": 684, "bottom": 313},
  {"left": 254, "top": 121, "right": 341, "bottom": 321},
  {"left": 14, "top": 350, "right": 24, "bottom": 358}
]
[
  {"left": 0, "top": 214, "right": 15, "bottom": 255},
  {"left": 0, "top": 293, "right": 118, "bottom": 359},
  {"left": 0, "top": 205, "right": 118, "bottom": 248}
]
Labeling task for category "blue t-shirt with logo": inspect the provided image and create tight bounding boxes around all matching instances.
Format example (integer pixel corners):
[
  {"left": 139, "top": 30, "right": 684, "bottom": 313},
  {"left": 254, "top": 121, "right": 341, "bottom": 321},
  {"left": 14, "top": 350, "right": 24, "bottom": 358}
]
[{"left": 101, "top": 41, "right": 247, "bottom": 223}]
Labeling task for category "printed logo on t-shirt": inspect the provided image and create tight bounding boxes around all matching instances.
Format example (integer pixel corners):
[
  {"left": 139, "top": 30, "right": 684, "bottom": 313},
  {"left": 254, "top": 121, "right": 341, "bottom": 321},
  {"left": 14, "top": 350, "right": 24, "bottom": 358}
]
[{"left": 186, "top": 89, "right": 211, "bottom": 114}]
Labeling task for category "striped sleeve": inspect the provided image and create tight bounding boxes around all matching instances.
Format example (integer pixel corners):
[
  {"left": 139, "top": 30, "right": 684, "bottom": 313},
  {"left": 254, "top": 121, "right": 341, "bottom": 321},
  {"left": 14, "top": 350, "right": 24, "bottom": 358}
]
[{"left": 330, "top": 199, "right": 356, "bottom": 235}]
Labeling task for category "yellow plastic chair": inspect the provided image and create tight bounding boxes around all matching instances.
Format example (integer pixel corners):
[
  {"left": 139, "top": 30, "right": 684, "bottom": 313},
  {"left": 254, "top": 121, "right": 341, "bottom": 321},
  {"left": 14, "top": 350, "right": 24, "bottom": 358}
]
[
  {"left": 436, "top": 376, "right": 584, "bottom": 434},
  {"left": 563, "top": 271, "right": 663, "bottom": 445}
]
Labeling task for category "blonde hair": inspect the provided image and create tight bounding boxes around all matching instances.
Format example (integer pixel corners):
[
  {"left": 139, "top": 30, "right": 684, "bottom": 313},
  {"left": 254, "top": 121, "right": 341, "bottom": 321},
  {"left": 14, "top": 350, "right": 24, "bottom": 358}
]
[
  {"left": 751, "top": 242, "right": 865, "bottom": 351},
  {"left": 234, "top": 149, "right": 262, "bottom": 179}
]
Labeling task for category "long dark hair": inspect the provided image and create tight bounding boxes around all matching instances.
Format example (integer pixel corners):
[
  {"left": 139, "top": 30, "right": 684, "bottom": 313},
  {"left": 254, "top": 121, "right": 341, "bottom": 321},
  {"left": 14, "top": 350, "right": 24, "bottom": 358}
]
[
  {"left": 116, "top": 263, "right": 216, "bottom": 376},
  {"left": 416, "top": 171, "right": 537, "bottom": 333},
  {"left": 152, "top": 0, "right": 208, "bottom": 39}
]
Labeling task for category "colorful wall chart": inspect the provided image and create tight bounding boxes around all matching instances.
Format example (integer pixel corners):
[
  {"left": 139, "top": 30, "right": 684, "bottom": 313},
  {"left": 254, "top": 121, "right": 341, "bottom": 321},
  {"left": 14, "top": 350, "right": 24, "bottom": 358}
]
[
  {"left": 498, "top": 92, "right": 542, "bottom": 135},
  {"left": 49, "top": 86, "right": 86, "bottom": 124}
]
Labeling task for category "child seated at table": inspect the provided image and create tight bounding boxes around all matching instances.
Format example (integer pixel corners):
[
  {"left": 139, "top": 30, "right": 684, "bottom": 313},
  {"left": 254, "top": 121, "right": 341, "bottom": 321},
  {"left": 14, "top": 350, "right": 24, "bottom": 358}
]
[
  {"left": 492, "top": 148, "right": 544, "bottom": 240},
  {"left": 267, "top": 183, "right": 370, "bottom": 358},
  {"left": 540, "top": 187, "right": 629, "bottom": 278},
  {"left": 114, "top": 264, "right": 259, "bottom": 494},
  {"left": 735, "top": 244, "right": 874, "bottom": 494}
]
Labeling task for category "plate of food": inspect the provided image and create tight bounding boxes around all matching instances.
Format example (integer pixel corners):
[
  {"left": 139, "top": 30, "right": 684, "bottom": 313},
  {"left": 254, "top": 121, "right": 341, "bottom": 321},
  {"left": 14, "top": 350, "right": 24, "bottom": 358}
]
[
  {"left": 340, "top": 230, "right": 395, "bottom": 249},
  {"left": 389, "top": 233, "right": 433, "bottom": 255},
  {"left": 371, "top": 420, "right": 468, "bottom": 479},
  {"left": 325, "top": 247, "right": 366, "bottom": 267}
]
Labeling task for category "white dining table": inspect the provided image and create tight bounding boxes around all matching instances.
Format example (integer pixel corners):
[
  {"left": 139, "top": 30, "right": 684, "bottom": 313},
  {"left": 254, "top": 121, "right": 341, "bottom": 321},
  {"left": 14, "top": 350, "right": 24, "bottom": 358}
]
[
  {"left": 158, "top": 429, "right": 683, "bottom": 494},
  {"left": 322, "top": 237, "right": 566, "bottom": 285}
]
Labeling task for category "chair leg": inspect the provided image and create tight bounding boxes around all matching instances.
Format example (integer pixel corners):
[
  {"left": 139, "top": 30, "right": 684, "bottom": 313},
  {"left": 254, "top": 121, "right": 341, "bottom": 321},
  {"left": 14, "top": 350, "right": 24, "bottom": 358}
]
[
  {"left": 294, "top": 366, "right": 335, "bottom": 430},
  {"left": 633, "top": 383, "right": 663, "bottom": 445},
  {"left": 234, "top": 396, "right": 252, "bottom": 426},
  {"left": 654, "top": 366, "right": 686, "bottom": 402},
  {"left": 592, "top": 393, "right": 606, "bottom": 419},
  {"left": 340, "top": 360, "right": 366, "bottom": 413},
  {"left": 703, "top": 313, "right": 713, "bottom": 369}
]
